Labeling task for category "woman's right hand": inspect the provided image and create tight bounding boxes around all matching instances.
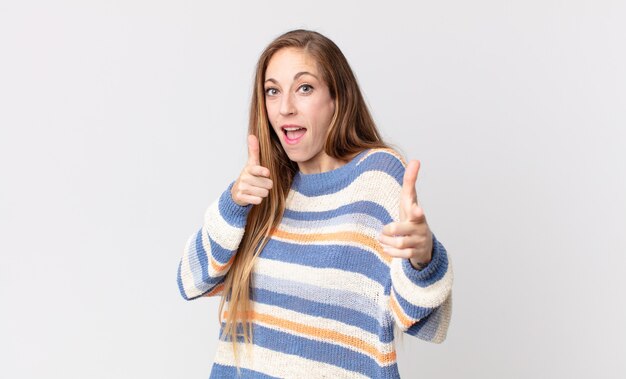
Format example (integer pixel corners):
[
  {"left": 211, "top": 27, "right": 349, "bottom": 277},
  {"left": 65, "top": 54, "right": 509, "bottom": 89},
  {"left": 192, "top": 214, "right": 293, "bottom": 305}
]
[{"left": 231, "top": 135, "right": 274, "bottom": 206}]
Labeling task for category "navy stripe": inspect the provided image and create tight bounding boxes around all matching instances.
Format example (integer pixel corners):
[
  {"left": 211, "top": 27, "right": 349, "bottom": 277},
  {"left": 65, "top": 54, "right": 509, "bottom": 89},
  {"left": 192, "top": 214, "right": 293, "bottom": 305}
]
[
  {"left": 218, "top": 182, "right": 251, "bottom": 228},
  {"left": 393, "top": 287, "right": 436, "bottom": 320},
  {"left": 194, "top": 230, "right": 209, "bottom": 283},
  {"left": 293, "top": 150, "right": 405, "bottom": 196},
  {"left": 260, "top": 239, "right": 389, "bottom": 286},
  {"left": 357, "top": 151, "right": 405, "bottom": 184},
  {"left": 404, "top": 309, "right": 440, "bottom": 341},
  {"left": 208, "top": 232, "right": 235, "bottom": 265},
  {"left": 176, "top": 260, "right": 189, "bottom": 300},
  {"left": 400, "top": 234, "right": 449, "bottom": 287},
  {"left": 193, "top": 231, "right": 226, "bottom": 288},
  {"left": 209, "top": 363, "right": 281, "bottom": 379}
]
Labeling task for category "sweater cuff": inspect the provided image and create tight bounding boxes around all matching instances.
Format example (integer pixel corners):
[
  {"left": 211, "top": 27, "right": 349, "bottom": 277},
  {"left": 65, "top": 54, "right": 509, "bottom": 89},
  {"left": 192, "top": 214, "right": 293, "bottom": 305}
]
[
  {"left": 216, "top": 181, "right": 252, "bottom": 228},
  {"left": 401, "top": 233, "right": 448, "bottom": 287}
]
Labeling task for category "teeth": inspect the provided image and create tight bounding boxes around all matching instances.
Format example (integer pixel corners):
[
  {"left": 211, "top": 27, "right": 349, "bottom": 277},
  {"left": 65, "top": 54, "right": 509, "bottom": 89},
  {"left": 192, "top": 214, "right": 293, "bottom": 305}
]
[{"left": 284, "top": 127, "right": 304, "bottom": 131}]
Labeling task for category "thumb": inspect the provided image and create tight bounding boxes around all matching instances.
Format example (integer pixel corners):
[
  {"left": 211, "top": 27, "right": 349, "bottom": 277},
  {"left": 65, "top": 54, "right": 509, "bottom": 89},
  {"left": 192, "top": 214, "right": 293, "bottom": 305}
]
[{"left": 247, "top": 134, "right": 260, "bottom": 166}]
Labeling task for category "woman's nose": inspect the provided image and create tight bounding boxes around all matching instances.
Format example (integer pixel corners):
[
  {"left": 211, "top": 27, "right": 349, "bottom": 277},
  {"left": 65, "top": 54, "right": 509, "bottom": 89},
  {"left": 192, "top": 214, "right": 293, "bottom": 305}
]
[{"left": 279, "top": 93, "right": 296, "bottom": 116}]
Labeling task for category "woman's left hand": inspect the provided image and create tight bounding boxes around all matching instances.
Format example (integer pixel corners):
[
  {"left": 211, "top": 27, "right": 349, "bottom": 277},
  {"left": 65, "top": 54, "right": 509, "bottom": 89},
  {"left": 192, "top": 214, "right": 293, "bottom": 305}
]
[{"left": 377, "top": 160, "right": 433, "bottom": 270}]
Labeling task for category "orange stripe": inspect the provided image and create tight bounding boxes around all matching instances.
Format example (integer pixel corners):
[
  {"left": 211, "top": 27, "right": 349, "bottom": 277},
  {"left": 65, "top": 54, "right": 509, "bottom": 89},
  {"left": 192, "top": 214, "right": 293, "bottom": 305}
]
[
  {"left": 223, "top": 310, "right": 397, "bottom": 365},
  {"left": 271, "top": 229, "right": 391, "bottom": 263},
  {"left": 389, "top": 289, "right": 414, "bottom": 329},
  {"left": 204, "top": 282, "right": 225, "bottom": 297},
  {"left": 210, "top": 251, "right": 236, "bottom": 273}
]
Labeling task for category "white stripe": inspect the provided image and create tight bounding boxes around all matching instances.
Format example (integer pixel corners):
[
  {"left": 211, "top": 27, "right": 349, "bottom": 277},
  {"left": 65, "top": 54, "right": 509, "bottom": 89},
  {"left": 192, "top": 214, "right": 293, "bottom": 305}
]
[
  {"left": 390, "top": 257, "right": 453, "bottom": 308},
  {"left": 203, "top": 200, "right": 246, "bottom": 252},
  {"left": 213, "top": 340, "right": 369, "bottom": 379},
  {"left": 432, "top": 293, "right": 453, "bottom": 343},
  {"left": 252, "top": 273, "right": 383, "bottom": 320},
  {"left": 254, "top": 258, "right": 386, "bottom": 306},
  {"left": 200, "top": 224, "right": 231, "bottom": 278},
  {"left": 286, "top": 171, "right": 401, "bottom": 217},
  {"left": 180, "top": 234, "right": 205, "bottom": 298}
]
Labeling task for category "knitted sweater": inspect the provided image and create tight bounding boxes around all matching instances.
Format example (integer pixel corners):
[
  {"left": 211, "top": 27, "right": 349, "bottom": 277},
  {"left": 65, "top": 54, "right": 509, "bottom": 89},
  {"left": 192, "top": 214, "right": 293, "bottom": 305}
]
[{"left": 177, "top": 148, "right": 453, "bottom": 379}]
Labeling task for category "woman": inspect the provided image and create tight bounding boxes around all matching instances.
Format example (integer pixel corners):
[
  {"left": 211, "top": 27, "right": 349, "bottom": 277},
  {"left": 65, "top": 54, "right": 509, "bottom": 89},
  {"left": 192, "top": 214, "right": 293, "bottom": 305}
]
[{"left": 177, "top": 29, "right": 453, "bottom": 378}]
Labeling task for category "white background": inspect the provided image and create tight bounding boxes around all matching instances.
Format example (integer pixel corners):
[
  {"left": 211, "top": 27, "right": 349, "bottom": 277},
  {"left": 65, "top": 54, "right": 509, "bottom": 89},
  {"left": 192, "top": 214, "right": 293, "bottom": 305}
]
[{"left": 1, "top": 1, "right": 625, "bottom": 378}]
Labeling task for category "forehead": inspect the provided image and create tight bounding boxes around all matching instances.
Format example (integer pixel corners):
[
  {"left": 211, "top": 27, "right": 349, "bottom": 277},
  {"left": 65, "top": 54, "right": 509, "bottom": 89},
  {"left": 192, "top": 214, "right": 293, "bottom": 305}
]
[{"left": 265, "top": 48, "right": 320, "bottom": 79}]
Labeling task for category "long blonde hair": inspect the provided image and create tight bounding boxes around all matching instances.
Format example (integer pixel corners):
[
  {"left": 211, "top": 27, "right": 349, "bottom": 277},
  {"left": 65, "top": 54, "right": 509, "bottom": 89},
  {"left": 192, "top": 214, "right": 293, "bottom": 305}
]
[{"left": 218, "top": 29, "right": 390, "bottom": 366}]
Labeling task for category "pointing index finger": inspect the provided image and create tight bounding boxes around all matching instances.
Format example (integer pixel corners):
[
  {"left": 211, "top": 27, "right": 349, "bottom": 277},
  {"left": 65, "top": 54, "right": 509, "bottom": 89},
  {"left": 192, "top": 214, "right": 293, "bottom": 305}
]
[{"left": 402, "top": 160, "right": 420, "bottom": 205}]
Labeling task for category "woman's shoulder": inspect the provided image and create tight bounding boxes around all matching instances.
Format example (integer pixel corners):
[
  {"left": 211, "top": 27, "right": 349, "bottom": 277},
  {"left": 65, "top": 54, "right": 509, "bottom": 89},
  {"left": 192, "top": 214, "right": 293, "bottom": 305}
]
[{"left": 348, "top": 147, "right": 406, "bottom": 185}]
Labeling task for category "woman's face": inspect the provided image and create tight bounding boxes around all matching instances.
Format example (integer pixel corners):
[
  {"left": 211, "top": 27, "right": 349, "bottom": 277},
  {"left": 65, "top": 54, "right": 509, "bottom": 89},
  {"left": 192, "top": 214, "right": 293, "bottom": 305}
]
[{"left": 264, "top": 48, "right": 337, "bottom": 174}]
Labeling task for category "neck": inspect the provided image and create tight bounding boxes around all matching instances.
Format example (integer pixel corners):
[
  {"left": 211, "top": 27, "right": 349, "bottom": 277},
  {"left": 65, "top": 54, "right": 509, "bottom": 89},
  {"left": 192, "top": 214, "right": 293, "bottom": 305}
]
[{"left": 297, "top": 151, "right": 346, "bottom": 174}]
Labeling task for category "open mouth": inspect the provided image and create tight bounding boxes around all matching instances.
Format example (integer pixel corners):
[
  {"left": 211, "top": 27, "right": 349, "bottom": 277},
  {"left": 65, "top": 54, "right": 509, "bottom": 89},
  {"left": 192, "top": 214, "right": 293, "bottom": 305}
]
[{"left": 282, "top": 126, "right": 307, "bottom": 144}]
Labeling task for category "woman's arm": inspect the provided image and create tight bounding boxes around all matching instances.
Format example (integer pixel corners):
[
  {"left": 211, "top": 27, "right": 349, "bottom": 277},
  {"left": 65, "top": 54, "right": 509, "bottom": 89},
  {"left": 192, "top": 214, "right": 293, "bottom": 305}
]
[
  {"left": 177, "top": 182, "right": 251, "bottom": 300},
  {"left": 366, "top": 149, "right": 454, "bottom": 342},
  {"left": 388, "top": 234, "right": 453, "bottom": 343},
  {"left": 177, "top": 135, "right": 272, "bottom": 300}
]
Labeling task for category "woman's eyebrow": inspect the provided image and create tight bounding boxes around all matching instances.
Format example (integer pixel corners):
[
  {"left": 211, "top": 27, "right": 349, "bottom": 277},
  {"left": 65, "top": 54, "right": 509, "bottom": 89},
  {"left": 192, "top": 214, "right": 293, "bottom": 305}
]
[
  {"left": 264, "top": 71, "right": 319, "bottom": 84},
  {"left": 294, "top": 71, "right": 318, "bottom": 80}
]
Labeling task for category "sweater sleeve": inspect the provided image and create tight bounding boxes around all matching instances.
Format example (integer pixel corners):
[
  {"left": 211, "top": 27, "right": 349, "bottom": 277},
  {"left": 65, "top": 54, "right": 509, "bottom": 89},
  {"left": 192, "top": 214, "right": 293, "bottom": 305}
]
[
  {"left": 389, "top": 233, "right": 453, "bottom": 343},
  {"left": 367, "top": 149, "right": 453, "bottom": 343},
  {"left": 177, "top": 182, "right": 252, "bottom": 300}
]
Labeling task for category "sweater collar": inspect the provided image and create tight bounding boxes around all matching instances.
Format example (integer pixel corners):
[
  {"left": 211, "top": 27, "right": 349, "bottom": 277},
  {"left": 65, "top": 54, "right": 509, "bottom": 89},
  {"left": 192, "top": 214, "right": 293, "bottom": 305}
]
[{"left": 291, "top": 149, "right": 370, "bottom": 196}]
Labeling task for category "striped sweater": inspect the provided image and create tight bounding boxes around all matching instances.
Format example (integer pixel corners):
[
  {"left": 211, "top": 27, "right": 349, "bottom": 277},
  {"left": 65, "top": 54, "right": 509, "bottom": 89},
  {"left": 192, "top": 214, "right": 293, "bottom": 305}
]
[{"left": 177, "top": 148, "right": 453, "bottom": 378}]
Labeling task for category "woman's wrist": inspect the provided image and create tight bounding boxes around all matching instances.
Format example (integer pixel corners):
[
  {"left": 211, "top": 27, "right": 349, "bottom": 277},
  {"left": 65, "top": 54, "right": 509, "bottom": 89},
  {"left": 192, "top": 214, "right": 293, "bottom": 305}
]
[
  {"left": 409, "top": 257, "right": 430, "bottom": 270},
  {"left": 409, "top": 242, "right": 433, "bottom": 270}
]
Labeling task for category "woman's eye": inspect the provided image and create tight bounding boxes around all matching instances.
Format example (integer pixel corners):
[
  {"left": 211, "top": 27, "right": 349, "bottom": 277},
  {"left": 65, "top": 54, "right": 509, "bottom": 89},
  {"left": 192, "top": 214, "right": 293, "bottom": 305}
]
[
  {"left": 265, "top": 88, "right": 278, "bottom": 96},
  {"left": 298, "top": 84, "right": 313, "bottom": 94}
]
